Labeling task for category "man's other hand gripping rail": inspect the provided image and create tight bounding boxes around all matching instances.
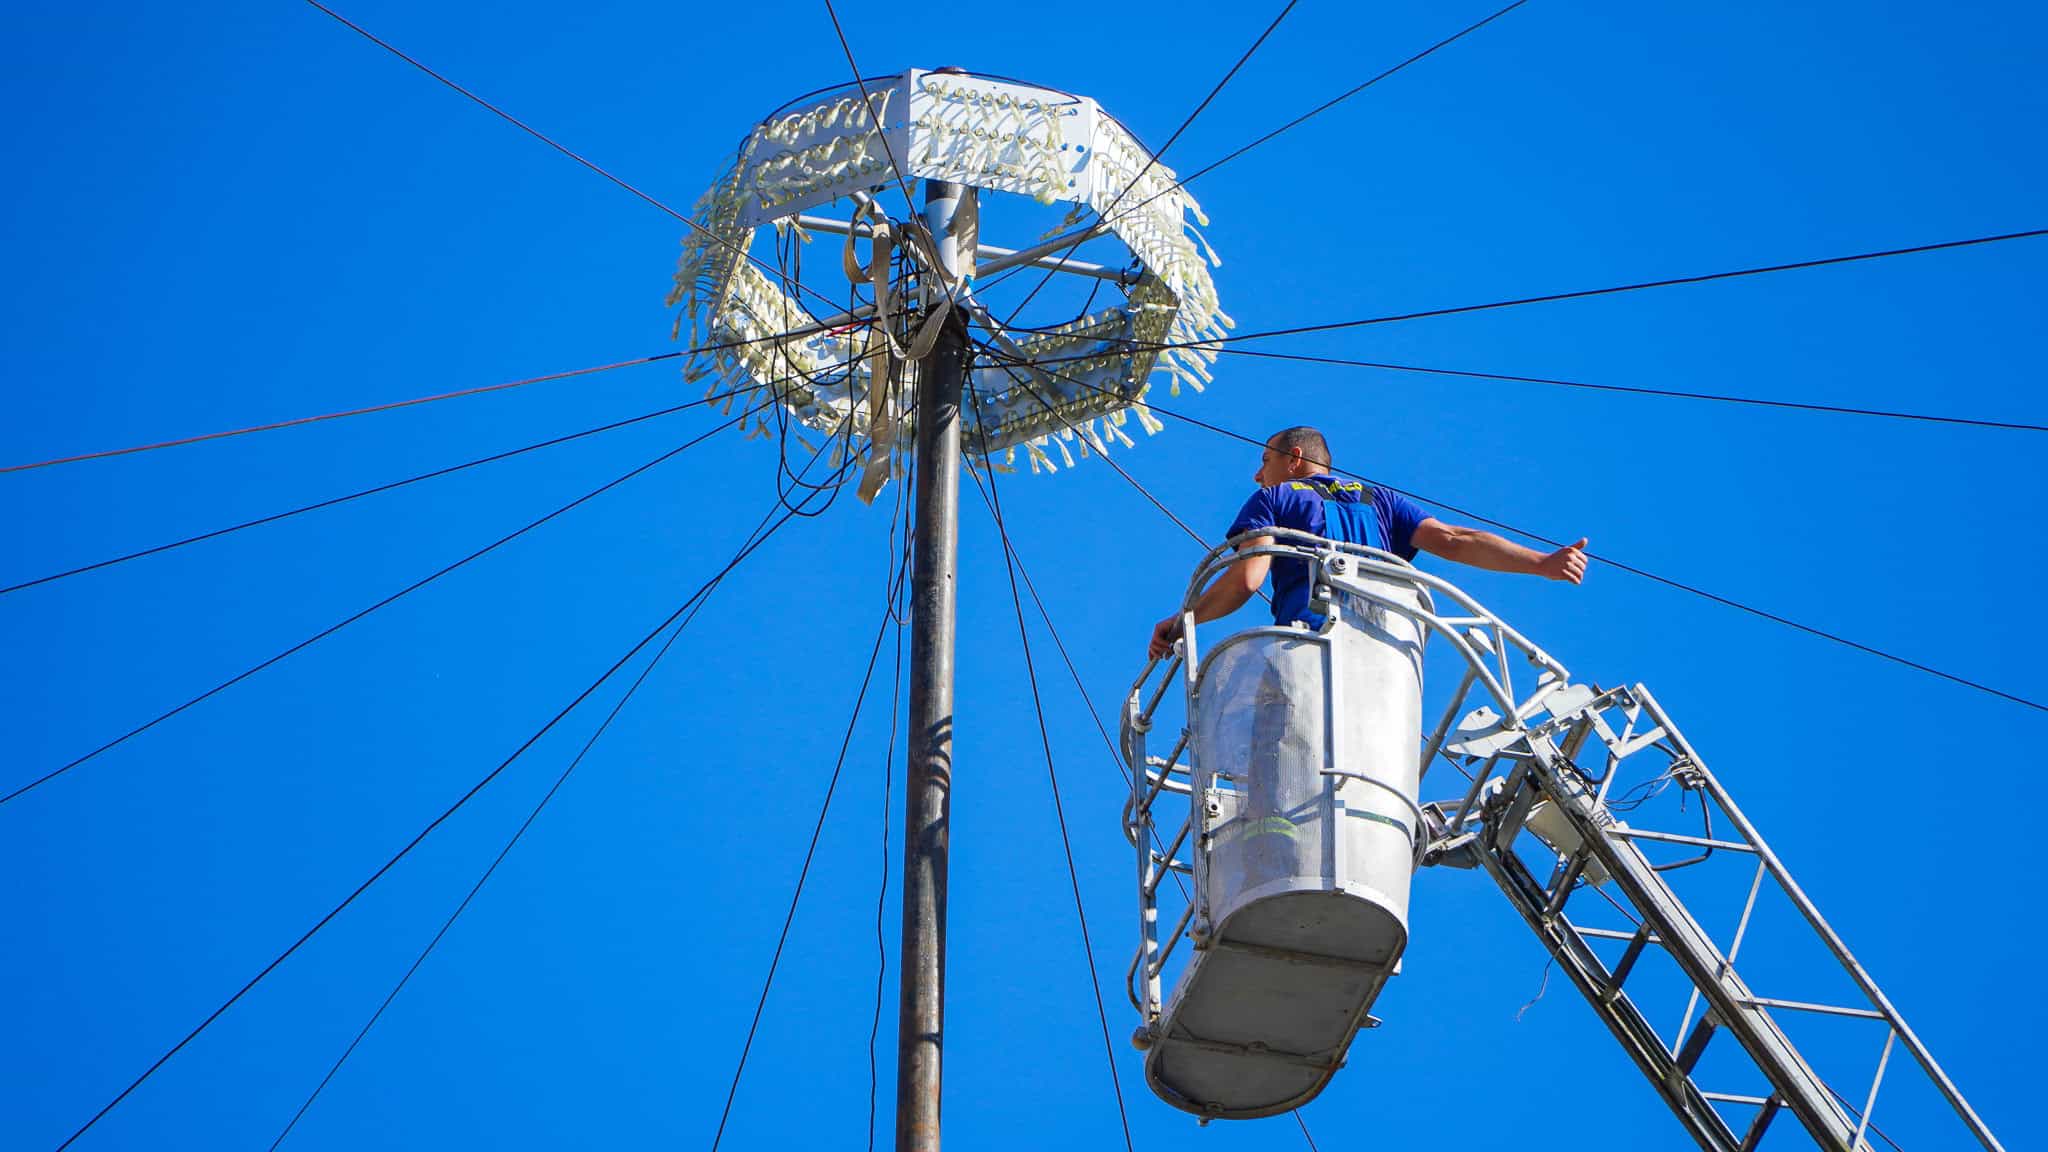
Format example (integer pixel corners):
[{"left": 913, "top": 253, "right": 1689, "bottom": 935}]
[{"left": 1147, "top": 426, "right": 1587, "bottom": 660}]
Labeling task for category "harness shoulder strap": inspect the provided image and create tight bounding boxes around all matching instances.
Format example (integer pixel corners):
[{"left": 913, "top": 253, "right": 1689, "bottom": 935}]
[{"left": 1301, "top": 477, "right": 1377, "bottom": 547}]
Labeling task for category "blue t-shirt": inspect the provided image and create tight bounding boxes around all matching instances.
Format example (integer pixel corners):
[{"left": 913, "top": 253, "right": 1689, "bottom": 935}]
[{"left": 1225, "top": 475, "right": 1429, "bottom": 627}]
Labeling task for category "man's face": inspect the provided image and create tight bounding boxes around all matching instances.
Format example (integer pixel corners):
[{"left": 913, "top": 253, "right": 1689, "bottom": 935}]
[{"left": 1254, "top": 438, "right": 1304, "bottom": 487}]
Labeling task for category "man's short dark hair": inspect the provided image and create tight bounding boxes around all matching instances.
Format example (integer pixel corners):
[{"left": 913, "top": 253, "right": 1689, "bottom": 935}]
[{"left": 1268, "top": 425, "right": 1332, "bottom": 469}]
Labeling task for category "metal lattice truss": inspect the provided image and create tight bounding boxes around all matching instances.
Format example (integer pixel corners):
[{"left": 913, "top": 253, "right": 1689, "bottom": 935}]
[
  {"left": 666, "top": 68, "right": 1229, "bottom": 497},
  {"left": 1122, "top": 531, "right": 2004, "bottom": 1149}
]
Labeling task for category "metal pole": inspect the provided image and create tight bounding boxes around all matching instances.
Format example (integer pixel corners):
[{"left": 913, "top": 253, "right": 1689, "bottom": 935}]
[{"left": 896, "top": 177, "right": 971, "bottom": 1152}]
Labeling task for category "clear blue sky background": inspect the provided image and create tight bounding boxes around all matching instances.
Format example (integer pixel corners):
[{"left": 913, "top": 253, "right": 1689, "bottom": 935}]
[{"left": 4, "top": 2, "right": 2042, "bottom": 1149}]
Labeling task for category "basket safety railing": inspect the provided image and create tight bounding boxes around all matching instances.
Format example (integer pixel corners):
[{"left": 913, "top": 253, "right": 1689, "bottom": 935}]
[
  {"left": 1119, "top": 530, "right": 2003, "bottom": 1151},
  {"left": 1120, "top": 529, "right": 1569, "bottom": 1026}
]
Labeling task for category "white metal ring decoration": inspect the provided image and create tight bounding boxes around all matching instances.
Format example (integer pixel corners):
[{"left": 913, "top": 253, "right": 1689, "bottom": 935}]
[{"left": 667, "top": 68, "right": 1229, "bottom": 498}]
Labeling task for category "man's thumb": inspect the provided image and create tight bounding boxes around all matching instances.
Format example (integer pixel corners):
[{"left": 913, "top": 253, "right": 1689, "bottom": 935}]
[{"left": 1568, "top": 537, "right": 1589, "bottom": 551}]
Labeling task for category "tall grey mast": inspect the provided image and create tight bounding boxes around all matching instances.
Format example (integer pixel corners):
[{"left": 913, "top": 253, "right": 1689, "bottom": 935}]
[{"left": 896, "top": 176, "right": 970, "bottom": 1152}]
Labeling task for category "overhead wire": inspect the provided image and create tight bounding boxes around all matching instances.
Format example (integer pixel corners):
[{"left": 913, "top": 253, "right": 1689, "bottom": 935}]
[
  {"left": 964, "top": 328, "right": 1259, "bottom": 607},
  {"left": 708, "top": 548, "right": 912, "bottom": 1152},
  {"left": 958, "top": 460, "right": 1193, "bottom": 911},
  {"left": 50, "top": 456, "right": 857, "bottom": 1151},
  {"left": 968, "top": 337, "right": 2048, "bottom": 714},
  {"left": 264, "top": 438, "right": 852, "bottom": 1149},
  {"left": 1, "top": 350, "right": 684, "bottom": 476},
  {"left": 1294, "top": 1111, "right": 1324, "bottom": 1152},
  {"left": 269, "top": 623, "right": 681, "bottom": 1148},
  {"left": 869, "top": 439, "right": 913, "bottom": 1152},
  {"left": 1207, "top": 346, "right": 2048, "bottom": 433},
  {"left": 820, "top": 0, "right": 921, "bottom": 223},
  {"left": 762, "top": 357, "right": 863, "bottom": 516},
  {"left": 760, "top": 218, "right": 888, "bottom": 516},
  {"left": 968, "top": 335, "right": 1208, "bottom": 548},
  {"left": 1008, "top": 227, "right": 2048, "bottom": 366},
  {"left": 758, "top": 73, "right": 906, "bottom": 124},
  {"left": 994, "top": 0, "right": 1300, "bottom": 327},
  {"left": 301, "top": 1, "right": 858, "bottom": 326},
  {"left": 1587, "top": 876, "right": 1645, "bottom": 930},
  {"left": 865, "top": 628, "right": 901, "bottom": 1152},
  {"left": 981, "top": 0, "right": 1510, "bottom": 323},
  {"left": 978, "top": 271, "right": 1113, "bottom": 333},
  {"left": 1, "top": 315, "right": 876, "bottom": 476},
  {"left": 1, "top": 383, "right": 752, "bottom": 597},
  {"left": 1098, "top": 0, "right": 1299, "bottom": 222},
  {"left": 1822, "top": 1081, "right": 1910, "bottom": 1152},
  {"left": 1100, "top": 0, "right": 1531, "bottom": 230},
  {"left": 806, "top": 20, "right": 981, "bottom": 340},
  {"left": 961, "top": 332, "right": 1250, "bottom": 753},
  {"left": 1, "top": 398, "right": 769, "bottom": 809},
  {"left": 964, "top": 378, "right": 1137, "bottom": 1152},
  {"left": 1205, "top": 226, "right": 2048, "bottom": 346}
]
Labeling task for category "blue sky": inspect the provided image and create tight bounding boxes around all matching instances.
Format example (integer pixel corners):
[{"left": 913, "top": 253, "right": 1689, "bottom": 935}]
[{"left": 3, "top": 1, "right": 2042, "bottom": 1149}]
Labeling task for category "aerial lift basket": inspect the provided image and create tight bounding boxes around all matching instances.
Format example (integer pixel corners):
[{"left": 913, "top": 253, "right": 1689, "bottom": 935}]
[{"left": 1122, "top": 534, "right": 1433, "bottom": 1119}]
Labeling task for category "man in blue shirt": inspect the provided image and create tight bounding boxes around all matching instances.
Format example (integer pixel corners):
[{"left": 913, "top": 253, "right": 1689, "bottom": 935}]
[{"left": 1148, "top": 426, "right": 1587, "bottom": 658}]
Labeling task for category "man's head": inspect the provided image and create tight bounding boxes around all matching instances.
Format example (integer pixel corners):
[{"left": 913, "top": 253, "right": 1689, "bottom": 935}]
[{"left": 1254, "top": 425, "right": 1332, "bottom": 487}]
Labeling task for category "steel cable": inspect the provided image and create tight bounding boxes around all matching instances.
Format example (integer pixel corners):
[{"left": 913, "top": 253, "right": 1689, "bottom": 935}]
[
  {"left": 958, "top": 467, "right": 1192, "bottom": 910},
  {"left": 2, "top": 384, "right": 750, "bottom": 597},
  {"left": 1008, "top": 228, "right": 2048, "bottom": 367},
  {"left": 968, "top": 337, "right": 2047, "bottom": 714},
  {"left": 2, "top": 318, "right": 872, "bottom": 476},
  {"left": 1099, "top": 0, "right": 1531, "bottom": 231},
  {"left": 301, "top": 1, "right": 856, "bottom": 325},
  {"left": 708, "top": 546, "right": 911, "bottom": 1152},
  {"left": 1208, "top": 346, "right": 2048, "bottom": 433},
  {"left": 982, "top": 0, "right": 1509, "bottom": 323},
  {"left": 1204, "top": 227, "right": 2048, "bottom": 347},
  {"left": 820, "top": 0, "right": 920, "bottom": 225},
  {"left": 2, "top": 400, "right": 766, "bottom": 809},
  {"left": 1295, "top": 1112, "right": 1323, "bottom": 1152},
  {"left": 868, "top": 448, "right": 913, "bottom": 1152},
  {"left": 50, "top": 457, "right": 853, "bottom": 1151},
  {"left": 995, "top": 0, "right": 1299, "bottom": 326},
  {"left": 1822, "top": 1080, "right": 1910, "bottom": 1152},
  {"left": 1098, "top": 0, "right": 1299, "bottom": 223},
  {"left": 965, "top": 379, "right": 1138, "bottom": 1152},
  {"left": 263, "top": 452, "right": 844, "bottom": 1149},
  {"left": 1, "top": 351, "right": 684, "bottom": 475}
]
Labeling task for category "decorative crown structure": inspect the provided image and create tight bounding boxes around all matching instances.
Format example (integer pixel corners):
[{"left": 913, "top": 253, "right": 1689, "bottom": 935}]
[{"left": 667, "top": 68, "right": 1228, "bottom": 498}]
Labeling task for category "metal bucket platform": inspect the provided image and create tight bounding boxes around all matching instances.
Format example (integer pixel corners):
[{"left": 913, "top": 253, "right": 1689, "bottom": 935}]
[
  {"left": 1145, "top": 887, "right": 1402, "bottom": 1118},
  {"left": 1126, "top": 546, "right": 1429, "bottom": 1120}
]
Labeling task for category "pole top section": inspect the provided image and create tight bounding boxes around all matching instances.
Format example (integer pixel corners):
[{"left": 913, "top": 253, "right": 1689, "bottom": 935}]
[{"left": 666, "top": 68, "right": 1229, "bottom": 494}]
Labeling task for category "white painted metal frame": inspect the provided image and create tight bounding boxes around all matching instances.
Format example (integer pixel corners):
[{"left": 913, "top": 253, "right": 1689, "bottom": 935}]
[{"left": 668, "top": 68, "right": 1229, "bottom": 468}]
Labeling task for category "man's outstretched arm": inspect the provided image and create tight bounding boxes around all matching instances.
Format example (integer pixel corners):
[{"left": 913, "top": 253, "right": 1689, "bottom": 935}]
[
  {"left": 1411, "top": 518, "right": 1588, "bottom": 584},
  {"left": 1148, "top": 539, "right": 1274, "bottom": 659}
]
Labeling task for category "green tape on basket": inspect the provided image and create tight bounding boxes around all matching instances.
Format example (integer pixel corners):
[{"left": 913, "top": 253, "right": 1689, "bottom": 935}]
[
  {"left": 1351, "top": 809, "right": 1411, "bottom": 840},
  {"left": 1243, "top": 815, "right": 1302, "bottom": 841}
]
